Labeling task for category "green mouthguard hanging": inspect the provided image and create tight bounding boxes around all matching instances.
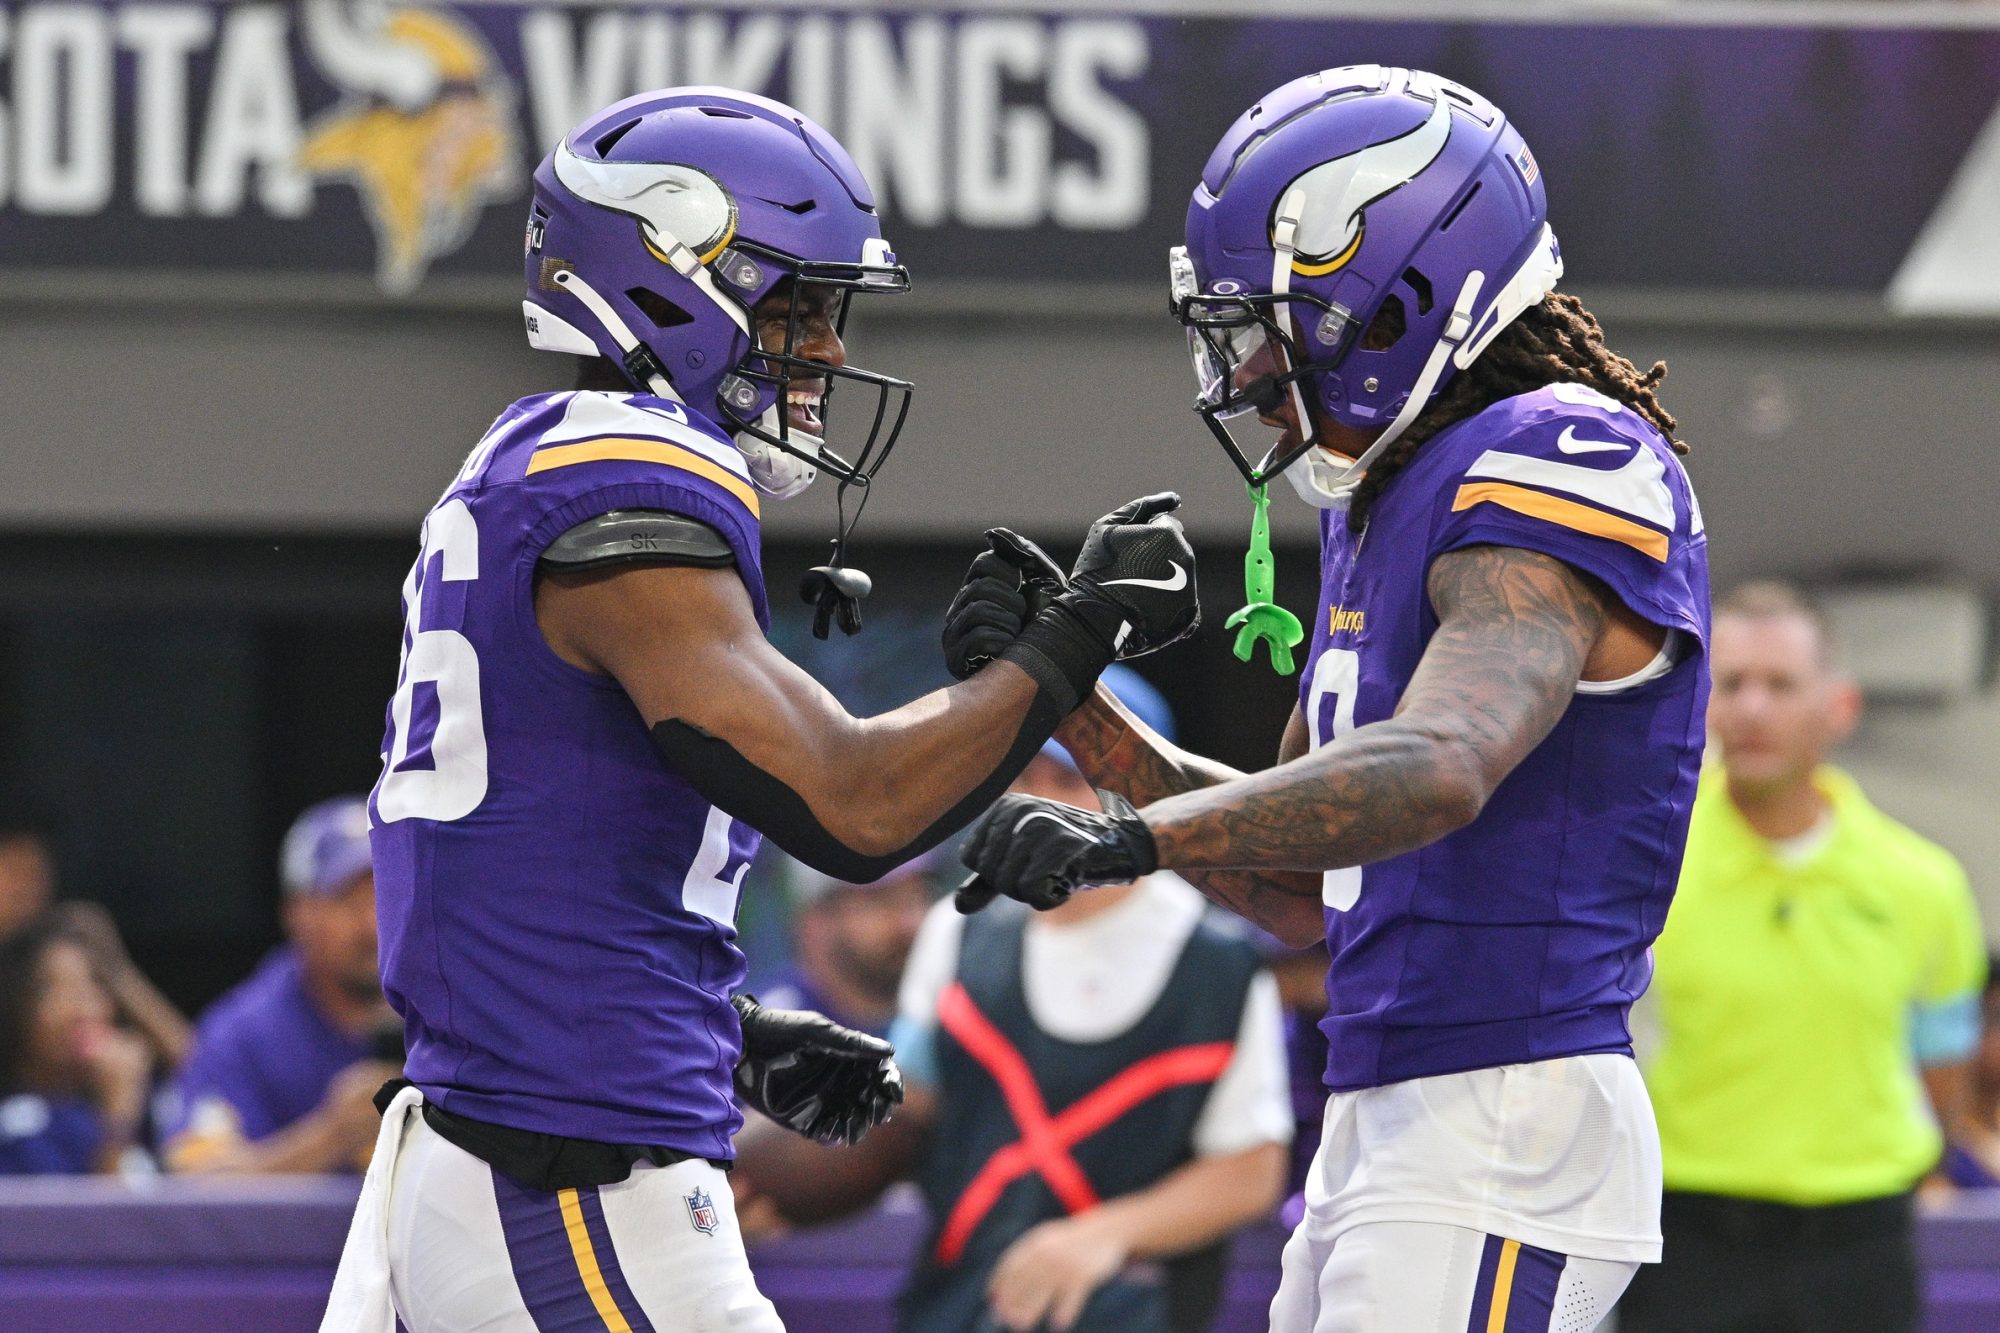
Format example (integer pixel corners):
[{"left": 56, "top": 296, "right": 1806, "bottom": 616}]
[{"left": 1223, "top": 482, "right": 1304, "bottom": 675}]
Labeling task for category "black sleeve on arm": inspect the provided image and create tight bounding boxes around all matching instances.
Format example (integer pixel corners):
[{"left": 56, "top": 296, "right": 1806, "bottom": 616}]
[
  {"left": 650, "top": 686, "right": 1067, "bottom": 883},
  {"left": 539, "top": 510, "right": 736, "bottom": 573}
]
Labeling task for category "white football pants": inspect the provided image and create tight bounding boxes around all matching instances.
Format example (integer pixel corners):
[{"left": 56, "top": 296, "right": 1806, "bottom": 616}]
[
  {"left": 1269, "top": 1218, "right": 1635, "bottom": 1332},
  {"left": 385, "top": 1114, "right": 784, "bottom": 1332}
]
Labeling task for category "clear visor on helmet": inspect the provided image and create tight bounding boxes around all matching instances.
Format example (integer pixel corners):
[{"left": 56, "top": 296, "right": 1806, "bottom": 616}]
[{"left": 1187, "top": 318, "right": 1281, "bottom": 417}]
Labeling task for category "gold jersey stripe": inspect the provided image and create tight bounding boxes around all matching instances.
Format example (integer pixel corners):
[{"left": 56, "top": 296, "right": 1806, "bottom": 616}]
[
  {"left": 526, "top": 437, "right": 761, "bottom": 519},
  {"left": 556, "top": 1187, "right": 634, "bottom": 1333},
  {"left": 1485, "top": 1237, "right": 1522, "bottom": 1333},
  {"left": 1452, "top": 481, "right": 1668, "bottom": 562}
]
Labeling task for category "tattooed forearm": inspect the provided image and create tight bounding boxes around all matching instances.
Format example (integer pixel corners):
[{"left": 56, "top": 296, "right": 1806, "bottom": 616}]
[
  {"left": 1053, "top": 686, "right": 1246, "bottom": 805},
  {"left": 1144, "top": 544, "right": 1606, "bottom": 888},
  {"left": 1056, "top": 682, "right": 1326, "bottom": 940}
]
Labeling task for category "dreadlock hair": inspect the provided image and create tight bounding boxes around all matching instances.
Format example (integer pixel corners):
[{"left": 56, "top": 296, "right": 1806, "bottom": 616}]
[{"left": 1346, "top": 292, "right": 1685, "bottom": 532}]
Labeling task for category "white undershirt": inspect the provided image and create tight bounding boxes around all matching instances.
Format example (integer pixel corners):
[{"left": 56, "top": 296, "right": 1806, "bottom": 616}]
[
  {"left": 896, "top": 875, "right": 1293, "bottom": 1158},
  {"left": 1770, "top": 807, "right": 1838, "bottom": 868}
]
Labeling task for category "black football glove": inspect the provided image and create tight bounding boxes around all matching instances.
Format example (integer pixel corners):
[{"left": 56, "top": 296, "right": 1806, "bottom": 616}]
[
  {"left": 964, "top": 494, "right": 1200, "bottom": 708},
  {"left": 731, "top": 994, "right": 903, "bottom": 1146},
  {"left": 954, "top": 790, "right": 1160, "bottom": 914},
  {"left": 941, "top": 542, "right": 1062, "bottom": 680},
  {"left": 1067, "top": 493, "right": 1202, "bottom": 660}
]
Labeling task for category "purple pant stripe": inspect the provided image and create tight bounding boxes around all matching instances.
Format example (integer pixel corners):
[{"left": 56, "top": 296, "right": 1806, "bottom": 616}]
[
  {"left": 1467, "top": 1233, "right": 1506, "bottom": 1333},
  {"left": 1500, "top": 1241, "right": 1568, "bottom": 1331},
  {"left": 491, "top": 1170, "right": 604, "bottom": 1331},
  {"left": 576, "top": 1186, "right": 656, "bottom": 1333}
]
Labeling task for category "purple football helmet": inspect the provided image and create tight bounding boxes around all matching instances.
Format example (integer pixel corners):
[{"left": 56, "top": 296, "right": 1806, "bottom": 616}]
[
  {"left": 523, "top": 87, "right": 912, "bottom": 501},
  {"left": 1174, "top": 66, "right": 1563, "bottom": 508}
]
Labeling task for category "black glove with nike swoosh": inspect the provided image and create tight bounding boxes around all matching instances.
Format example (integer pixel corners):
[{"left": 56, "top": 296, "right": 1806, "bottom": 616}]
[
  {"left": 955, "top": 493, "right": 1200, "bottom": 708},
  {"left": 954, "top": 790, "right": 1160, "bottom": 914},
  {"left": 732, "top": 994, "right": 904, "bottom": 1146}
]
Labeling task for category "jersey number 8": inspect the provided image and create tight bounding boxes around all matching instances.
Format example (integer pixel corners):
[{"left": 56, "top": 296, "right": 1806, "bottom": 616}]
[{"left": 1307, "top": 648, "right": 1362, "bottom": 912}]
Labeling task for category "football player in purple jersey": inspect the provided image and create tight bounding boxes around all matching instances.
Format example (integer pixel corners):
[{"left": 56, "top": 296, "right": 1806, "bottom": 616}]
[
  {"left": 320, "top": 88, "right": 1200, "bottom": 1333},
  {"left": 946, "top": 68, "right": 1709, "bottom": 1331}
]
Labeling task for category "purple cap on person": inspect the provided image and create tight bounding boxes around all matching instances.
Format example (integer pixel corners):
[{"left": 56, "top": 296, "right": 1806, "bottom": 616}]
[
  {"left": 280, "top": 796, "right": 375, "bottom": 898},
  {"left": 1039, "top": 664, "right": 1176, "bottom": 773}
]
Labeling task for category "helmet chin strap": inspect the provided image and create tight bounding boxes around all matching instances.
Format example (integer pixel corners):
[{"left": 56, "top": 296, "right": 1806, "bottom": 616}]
[
  {"left": 1282, "top": 268, "right": 1485, "bottom": 511},
  {"left": 1267, "top": 187, "right": 1320, "bottom": 466},
  {"left": 551, "top": 268, "right": 677, "bottom": 402},
  {"left": 1279, "top": 223, "right": 1563, "bottom": 511},
  {"left": 553, "top": 257, "right": 809, "bottom": 498}
]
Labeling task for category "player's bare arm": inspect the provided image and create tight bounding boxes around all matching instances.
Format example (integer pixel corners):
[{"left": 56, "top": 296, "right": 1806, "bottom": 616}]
[
  {"left": 1143, "top": 545, "right": 1610, "bottom": 877},
  {"left": 537, "top": 561, "right": 1045, "bottom": 861},
  {"left": 1052, "top": 688, "right": 1326, "bottom": 935},
  {"left": 538, "top": 489, "right": 1199, "bottom": 884},
  {"left": 958, "top": 544, "right": 1661, "bottom": 945}
]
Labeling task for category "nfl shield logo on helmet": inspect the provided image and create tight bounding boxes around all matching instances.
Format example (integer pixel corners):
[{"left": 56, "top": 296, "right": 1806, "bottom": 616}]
[{"left": 685, "top": 1186, "right": 720, "bottom": 1235}]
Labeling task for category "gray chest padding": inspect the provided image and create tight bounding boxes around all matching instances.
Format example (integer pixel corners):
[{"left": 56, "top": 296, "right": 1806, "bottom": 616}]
[{"left": 538, "top": 509, "right": 736, "bottom": 572}]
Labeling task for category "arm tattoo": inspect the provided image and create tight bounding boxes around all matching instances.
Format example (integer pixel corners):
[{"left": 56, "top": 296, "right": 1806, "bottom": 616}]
[
  {"left": 1060, "top": 691, "right": 1327, "bottom": 936},
  {"left": 1054, "top": 688, "right": 1246, "bottom": 806},
  {"left": 1143, "top": 545, "right": 1606, "bottom": 888}
]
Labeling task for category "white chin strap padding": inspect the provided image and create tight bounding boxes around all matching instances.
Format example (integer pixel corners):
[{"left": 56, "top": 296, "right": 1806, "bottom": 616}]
[
  {"left": 1284, "top": 269, "right": 1486, "bottom": 511},
  {"left": 737, "top": 432, "right": 818, "bottom": 499}
]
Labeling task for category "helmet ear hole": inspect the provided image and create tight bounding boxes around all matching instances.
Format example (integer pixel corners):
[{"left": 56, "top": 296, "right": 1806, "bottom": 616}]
[
  {"left": 1361, "top": 296, "right": 1407, "bottom": 353},
  {"left": 626, "top": 288, "right": 694, "bottom": 330},
  {"left": 1401, "top": 267, "right": 1434, "bottom": 317}
]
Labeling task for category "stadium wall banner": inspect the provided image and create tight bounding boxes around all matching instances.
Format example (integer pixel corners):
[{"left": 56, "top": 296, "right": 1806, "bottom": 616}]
[{"left": 1, "top": 0, "right": 1998, "bottom": 313}]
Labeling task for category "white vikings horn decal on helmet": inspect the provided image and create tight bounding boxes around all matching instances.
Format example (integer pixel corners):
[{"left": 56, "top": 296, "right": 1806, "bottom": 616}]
[
  {"left": 301, "top": 0, "right": 440, "bottom": 112},
  {"left": 1281, "top": 98, "right": 1453, "bottom": 277},
  {"left": 553, "top": 144, "right": 739, "bottom": 265}
]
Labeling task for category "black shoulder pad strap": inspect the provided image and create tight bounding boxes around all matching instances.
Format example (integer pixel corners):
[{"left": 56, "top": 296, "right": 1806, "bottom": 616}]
[{"left": 539, "top": 509, "right": 736, "bottom": 573}]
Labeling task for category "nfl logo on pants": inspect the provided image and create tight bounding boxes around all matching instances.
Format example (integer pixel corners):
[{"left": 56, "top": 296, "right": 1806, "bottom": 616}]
[{"left": 685, "top": 1186, "right": 720, "bottom": 1236}]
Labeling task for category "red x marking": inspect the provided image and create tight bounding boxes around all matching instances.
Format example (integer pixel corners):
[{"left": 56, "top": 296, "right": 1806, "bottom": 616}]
[{"left": 933, "top": 981, "right": 1235, "bottom": 1265}]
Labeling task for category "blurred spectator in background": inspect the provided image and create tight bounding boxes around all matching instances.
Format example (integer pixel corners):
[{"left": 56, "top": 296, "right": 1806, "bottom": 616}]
[
  {"left": 0, "top": 808, "right": 56, "bottom": 941},
  {"left": 763, "top": 853, "right": 939, "bottom": 1038},
  {"left": 737, "top": 667, "right": 1290, "bottom": 1332},
  {"left": 160, "top": 797, "right": 399, "bottom": 1174},
  {"left": 1620, "top": 582, "right": 1988, "bottom": 1333},
  {"left": 0, "top": 802, "right": 190, "bottom": 1067},
  {"left": 1943, "top": 957, "right": 2000, "bottom": 1189},
  {"left": 0, "top": 914, "right": 155, "bottom": 1175}
]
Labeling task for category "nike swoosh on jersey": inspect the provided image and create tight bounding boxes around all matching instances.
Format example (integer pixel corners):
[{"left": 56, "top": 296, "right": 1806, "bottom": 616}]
[
  {"left": 1466, "top": 436, "right": 1674, "bottom": 529},
  {"left": 1101, "top": 561, "right": 1189, "bottom": 592},
  {"left": 1555, "top": 425, "right": 1631, "bottom": 455}
]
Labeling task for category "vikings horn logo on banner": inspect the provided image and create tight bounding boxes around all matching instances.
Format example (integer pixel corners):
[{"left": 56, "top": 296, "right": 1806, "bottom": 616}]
[
  {"left": 1278, "top": 98, "right": 1452, "bottom": 277},
  {"left": 298, "top": 0, "right": 520, "bottom": 294}
]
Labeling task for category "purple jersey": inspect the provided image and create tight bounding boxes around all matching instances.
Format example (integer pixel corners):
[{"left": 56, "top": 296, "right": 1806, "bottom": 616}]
[
  {"left": 371, "top": 390, "right": 768, "bottom": 1158},
  {"left": 0, "top": 1095, "right": 102, "bottom": 1175},
  {"left": 1301, "top": 383, "right": 1710, "bottom": 1091},
  {"left": 162, "top": 947, "right": 373, "bottom": 1153}
]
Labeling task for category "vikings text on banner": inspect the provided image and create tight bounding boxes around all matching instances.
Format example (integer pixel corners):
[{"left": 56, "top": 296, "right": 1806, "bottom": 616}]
[{"left": 1, "top": 1, "right": 1998, "bottom": 311}]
